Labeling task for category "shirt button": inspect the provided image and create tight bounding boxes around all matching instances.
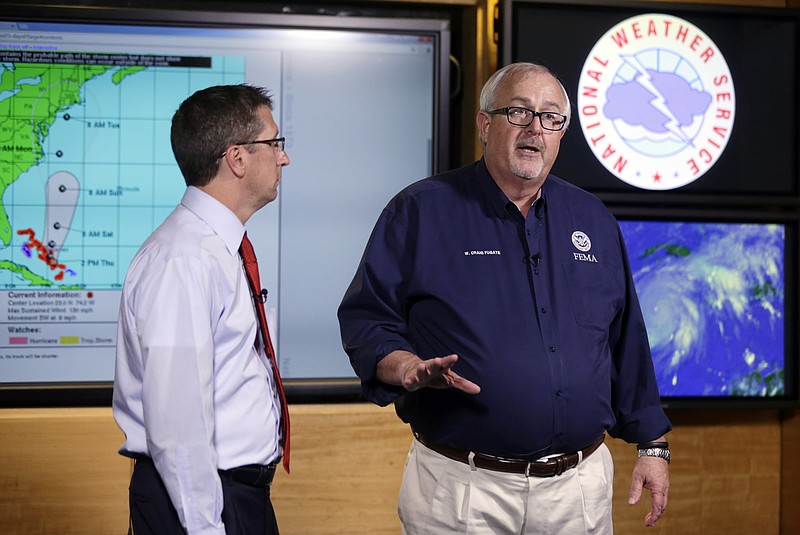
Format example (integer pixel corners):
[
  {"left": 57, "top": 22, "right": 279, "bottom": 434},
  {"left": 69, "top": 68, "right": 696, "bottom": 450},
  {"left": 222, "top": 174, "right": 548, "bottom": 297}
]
[
  {"left": 541, "top": 307, "right": 547, "bottom": 314},
  {"left": 527, "top": 229, "right": 532, "bottom": 236},
  {"left": 556, "top": 390, "right": 563, "bottom": 397},
  {"left": 549, "top": 346, "right": 556, "bottom": 352}
]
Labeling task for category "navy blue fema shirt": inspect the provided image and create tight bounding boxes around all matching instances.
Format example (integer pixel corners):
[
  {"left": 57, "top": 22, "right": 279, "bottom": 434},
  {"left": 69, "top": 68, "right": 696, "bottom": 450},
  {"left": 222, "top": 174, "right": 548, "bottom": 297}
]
[{"left": 338, "top": 158, "right": 671, "bottom": 459}]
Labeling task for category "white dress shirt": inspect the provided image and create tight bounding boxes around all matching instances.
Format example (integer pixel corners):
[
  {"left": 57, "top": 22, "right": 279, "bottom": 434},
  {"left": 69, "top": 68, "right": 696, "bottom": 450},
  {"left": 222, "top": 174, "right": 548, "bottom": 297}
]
[{"left": 113, "top": 186, "right": 282, "bottom": 534}]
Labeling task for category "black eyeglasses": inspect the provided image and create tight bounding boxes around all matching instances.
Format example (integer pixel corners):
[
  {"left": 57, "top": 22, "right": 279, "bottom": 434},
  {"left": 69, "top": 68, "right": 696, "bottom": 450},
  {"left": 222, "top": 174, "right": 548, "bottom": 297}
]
[
  {"left": 488, "top": 107, "right": 567, "bottom": 131},
  {"left": 219, "top": 137, "right": 286, "bottom": 158}
]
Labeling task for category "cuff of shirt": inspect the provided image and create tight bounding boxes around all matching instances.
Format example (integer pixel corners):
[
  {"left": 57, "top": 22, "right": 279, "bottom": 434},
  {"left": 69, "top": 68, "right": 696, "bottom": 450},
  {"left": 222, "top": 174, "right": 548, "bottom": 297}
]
[{"left": 608, "top": 404, "right": 672, "bottom": 444}]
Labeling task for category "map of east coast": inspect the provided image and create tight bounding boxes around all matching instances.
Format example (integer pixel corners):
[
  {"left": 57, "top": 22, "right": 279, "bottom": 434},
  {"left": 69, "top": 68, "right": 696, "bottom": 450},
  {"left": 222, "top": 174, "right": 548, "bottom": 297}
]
[{"left": 0, "top": 50, "right": 240, "bottom": 383}]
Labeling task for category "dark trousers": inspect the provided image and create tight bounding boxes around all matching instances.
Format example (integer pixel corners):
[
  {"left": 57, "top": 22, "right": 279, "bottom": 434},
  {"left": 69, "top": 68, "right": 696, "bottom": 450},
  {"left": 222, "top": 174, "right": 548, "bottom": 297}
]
[{"left": 128, "top": 457, "right": 279, "bottom": 535}]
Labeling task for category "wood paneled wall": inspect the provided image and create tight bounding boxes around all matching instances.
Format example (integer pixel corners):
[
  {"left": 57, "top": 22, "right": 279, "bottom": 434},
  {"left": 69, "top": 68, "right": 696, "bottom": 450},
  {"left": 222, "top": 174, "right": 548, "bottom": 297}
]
[{"left": 1, "top": 405, "right": 798, "bottom": 534}]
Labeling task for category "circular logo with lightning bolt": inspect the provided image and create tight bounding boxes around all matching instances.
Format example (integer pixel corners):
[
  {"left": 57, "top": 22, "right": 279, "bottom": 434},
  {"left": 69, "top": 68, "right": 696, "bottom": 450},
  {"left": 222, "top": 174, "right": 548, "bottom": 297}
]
[{"left": 577, "top": 13, "right": 735, "bottom": 190}]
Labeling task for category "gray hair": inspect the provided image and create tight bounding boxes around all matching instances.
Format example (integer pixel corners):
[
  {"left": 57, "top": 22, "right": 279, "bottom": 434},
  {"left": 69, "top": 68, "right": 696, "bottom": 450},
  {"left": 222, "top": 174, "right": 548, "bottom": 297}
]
[{"left": 479, "top": 62, "right": 572, "bottom": 130}]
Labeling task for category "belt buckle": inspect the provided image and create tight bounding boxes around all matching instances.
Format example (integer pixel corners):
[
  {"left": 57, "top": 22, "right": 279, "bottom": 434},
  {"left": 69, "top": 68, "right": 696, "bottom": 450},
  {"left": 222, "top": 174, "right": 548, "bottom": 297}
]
[
  {"left": 553, "top": 456, "right": 566, "bottom": 476},
  {"left": 525, "top": 456, "right": 565, "bottom": 478}
]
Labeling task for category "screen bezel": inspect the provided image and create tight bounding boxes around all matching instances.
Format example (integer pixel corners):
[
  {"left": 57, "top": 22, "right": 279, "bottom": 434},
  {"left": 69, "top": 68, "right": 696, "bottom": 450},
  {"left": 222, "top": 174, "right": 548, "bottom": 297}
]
[
  {"left": 500, "top": 0, "right": 800, "bottom": 207},
  {"left": 611, "top": 205, "right": 800, "bottom": 409},
  {"left": 0, "top": 2, "right": 452, "bottom": 407}
]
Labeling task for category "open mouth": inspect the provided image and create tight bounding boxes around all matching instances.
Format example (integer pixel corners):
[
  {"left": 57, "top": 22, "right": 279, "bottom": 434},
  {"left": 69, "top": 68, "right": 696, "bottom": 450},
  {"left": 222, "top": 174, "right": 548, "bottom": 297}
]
[{"left": 517, "top": 144, "right": 542, "bottom": 156}]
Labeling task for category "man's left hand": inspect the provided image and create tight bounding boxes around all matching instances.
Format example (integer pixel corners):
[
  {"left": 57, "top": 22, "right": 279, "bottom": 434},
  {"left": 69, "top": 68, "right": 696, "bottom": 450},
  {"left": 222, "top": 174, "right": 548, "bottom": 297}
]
[{"left": 628, "top": 455, "right": 669, "bottom": 527}]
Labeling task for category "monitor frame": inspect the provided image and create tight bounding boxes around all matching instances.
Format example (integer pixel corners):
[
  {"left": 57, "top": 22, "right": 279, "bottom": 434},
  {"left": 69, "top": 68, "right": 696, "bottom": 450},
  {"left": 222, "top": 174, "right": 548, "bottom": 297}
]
[
  {"left": 0, "top": 2, "right": 453, "bottom": 407},
  {"left": 611, "top": 205, "right": 800, "bottom": 409},
  {"left": 500, "top": 0, "right": 800, "bottom": 207}
]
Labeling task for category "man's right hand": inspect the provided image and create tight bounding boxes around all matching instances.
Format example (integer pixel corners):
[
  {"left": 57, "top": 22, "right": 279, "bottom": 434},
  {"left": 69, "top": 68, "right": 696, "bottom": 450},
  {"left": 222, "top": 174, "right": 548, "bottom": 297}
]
[{"left": 377, "top": 350, "right": 481, "bottom": 394}]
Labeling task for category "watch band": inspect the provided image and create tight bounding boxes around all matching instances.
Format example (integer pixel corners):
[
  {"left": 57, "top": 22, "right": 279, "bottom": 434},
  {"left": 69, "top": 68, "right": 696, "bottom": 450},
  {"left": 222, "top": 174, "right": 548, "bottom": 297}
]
[
  {"left": 638, "top": 446, "right": 670, "bottom": 464},
  {"left": 637, "top": 441, "right": 669, "bottom": 450}
]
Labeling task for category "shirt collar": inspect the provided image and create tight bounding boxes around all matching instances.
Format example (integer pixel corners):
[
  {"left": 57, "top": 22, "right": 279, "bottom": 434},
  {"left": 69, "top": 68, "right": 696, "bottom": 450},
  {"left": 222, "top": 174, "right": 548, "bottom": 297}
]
[
  {"left": 181, "top": 186, "right": 245, "bottom": 256},
  {"left": 476, "top": 158, "right": 548, "bottom": 219}
]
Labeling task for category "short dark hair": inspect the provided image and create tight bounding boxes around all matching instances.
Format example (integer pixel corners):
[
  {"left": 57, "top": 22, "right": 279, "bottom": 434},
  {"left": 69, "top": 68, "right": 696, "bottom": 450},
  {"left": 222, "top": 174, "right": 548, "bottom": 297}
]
[{"left": 170, "top": 84, "right": 274, "bottom": 187}]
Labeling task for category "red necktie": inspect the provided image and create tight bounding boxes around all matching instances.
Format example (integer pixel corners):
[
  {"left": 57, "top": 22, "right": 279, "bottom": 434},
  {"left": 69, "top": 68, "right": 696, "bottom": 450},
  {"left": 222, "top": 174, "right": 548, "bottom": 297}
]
[{"left": 239, "top": 233, "right": 290, "bottom": 473}]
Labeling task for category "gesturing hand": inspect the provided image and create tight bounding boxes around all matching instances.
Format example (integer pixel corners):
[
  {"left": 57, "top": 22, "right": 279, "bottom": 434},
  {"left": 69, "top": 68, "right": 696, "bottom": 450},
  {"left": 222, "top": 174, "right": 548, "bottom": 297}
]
[
  {"left": 377, "top": 350, "right": 481, "bottom": 394},
  {"left": 400, "top": 354, "right": 481, "bottom": 394}
]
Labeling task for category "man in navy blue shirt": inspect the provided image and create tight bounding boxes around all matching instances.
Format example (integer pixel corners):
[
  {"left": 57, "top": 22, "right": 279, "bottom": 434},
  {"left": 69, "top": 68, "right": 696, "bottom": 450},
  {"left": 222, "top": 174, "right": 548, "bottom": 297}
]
[{"left": 338, "top": 63, "right": 671, "bottom": 534}]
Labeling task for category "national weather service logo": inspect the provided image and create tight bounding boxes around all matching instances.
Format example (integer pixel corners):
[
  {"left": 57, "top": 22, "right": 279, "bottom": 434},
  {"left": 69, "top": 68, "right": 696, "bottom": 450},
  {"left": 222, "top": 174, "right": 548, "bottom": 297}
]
[{"left": 577, "top": 13, "right": 735, "bottom": 190}]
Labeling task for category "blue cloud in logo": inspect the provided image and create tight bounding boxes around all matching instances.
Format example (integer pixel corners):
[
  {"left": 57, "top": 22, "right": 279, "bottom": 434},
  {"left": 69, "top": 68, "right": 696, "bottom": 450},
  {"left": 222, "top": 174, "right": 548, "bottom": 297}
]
[{"left": 604, "top": 70, "right": 712, "bottom": 133}]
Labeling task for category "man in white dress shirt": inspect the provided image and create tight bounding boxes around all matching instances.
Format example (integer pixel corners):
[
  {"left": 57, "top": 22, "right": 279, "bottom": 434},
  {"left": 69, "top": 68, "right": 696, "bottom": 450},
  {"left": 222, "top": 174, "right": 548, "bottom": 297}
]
[{"left": 113, "top": 84, "right": 290, "bottom": 534}]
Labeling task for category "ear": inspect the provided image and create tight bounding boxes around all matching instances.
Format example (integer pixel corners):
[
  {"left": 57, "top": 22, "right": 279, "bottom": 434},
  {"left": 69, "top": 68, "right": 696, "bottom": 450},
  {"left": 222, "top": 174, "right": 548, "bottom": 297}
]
[
  {"left": 476, "top": 110, "right": 491, "bottom": 146},
  {"left": 221, "top": 145, "right": 247, "bottom": 179}
]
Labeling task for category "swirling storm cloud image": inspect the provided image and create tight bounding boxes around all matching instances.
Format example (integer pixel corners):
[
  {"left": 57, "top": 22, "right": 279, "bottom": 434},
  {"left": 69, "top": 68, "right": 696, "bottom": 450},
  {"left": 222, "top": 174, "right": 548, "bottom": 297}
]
[{"left": 618, "top": 220, "right": 785, "bottom": 397}]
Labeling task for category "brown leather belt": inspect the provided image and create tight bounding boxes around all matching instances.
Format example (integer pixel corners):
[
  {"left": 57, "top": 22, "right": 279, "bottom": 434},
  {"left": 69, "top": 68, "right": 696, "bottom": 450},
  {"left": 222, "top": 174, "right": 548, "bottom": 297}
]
[{"left": 414, "top": 433, "right": 605, "bottom": 478}]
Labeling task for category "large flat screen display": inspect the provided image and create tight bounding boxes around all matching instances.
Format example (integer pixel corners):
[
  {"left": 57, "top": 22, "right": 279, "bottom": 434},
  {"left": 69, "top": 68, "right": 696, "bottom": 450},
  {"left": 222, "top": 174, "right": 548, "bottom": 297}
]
[
  {"left": 502, "top": 0, "right": 799, "bottom": 204},
  {"left": 615, "top": 210, "right": 798, "bottom": 408},
  {"left": 0, "top": 4, "right": 451, "bottom": 404}
]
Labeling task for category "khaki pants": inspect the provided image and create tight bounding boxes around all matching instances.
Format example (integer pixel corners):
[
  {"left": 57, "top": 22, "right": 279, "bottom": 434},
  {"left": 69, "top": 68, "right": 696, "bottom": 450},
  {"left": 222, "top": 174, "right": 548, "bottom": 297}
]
[{"left": 398, "top": 438, "right": 614, "bottom": 535}]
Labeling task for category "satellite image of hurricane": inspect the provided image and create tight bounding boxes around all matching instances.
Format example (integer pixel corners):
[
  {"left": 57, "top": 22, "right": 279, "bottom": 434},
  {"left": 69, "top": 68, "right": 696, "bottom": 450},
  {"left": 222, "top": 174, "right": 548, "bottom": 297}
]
[{"left": 618, "top": 220, "right": 785, "bottom": 398}]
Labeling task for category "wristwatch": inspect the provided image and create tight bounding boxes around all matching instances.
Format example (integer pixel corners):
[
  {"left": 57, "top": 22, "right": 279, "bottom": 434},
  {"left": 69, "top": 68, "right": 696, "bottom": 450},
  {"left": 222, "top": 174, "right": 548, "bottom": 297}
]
[{"left": 636, "top": 441, "right": 670, "bottom": 464}]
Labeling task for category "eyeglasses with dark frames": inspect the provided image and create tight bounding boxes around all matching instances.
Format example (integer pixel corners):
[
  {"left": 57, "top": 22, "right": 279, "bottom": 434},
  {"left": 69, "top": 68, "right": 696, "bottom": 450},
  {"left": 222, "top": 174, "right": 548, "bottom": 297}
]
[
  {"left": 219, "top": 137, "right": 286, "bottom": 158},
  {"left": 488, "top": 107, "right": 567, "bottom": 131}
]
